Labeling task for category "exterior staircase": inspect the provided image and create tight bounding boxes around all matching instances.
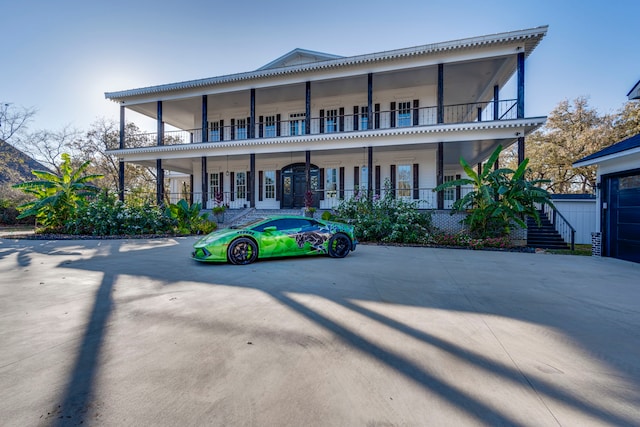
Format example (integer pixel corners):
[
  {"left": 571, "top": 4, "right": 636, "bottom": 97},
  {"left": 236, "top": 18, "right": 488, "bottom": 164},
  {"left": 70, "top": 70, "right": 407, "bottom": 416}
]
[{"left": 526, "top": 210, "right": 569, "bottom": 250}]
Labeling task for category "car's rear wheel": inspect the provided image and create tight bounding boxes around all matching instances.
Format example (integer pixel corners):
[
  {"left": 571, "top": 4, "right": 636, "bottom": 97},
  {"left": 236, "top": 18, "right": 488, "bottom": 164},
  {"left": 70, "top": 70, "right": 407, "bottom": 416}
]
[
  {"left": 328, "top": 233, "right": 351, "bottom": 258},
  {"left": 227, "top": 237, "right": 258, "bottom": 265}
]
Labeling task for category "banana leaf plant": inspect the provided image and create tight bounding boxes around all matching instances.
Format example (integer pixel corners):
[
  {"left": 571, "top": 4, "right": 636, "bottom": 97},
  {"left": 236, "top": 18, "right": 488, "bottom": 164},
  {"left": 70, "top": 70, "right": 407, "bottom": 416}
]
[
  {"left": 13, "top": 153, "right": 103, "bottom": 231},
  {"left": 434, "top": 145, "right": 552, "bottom": 238}
]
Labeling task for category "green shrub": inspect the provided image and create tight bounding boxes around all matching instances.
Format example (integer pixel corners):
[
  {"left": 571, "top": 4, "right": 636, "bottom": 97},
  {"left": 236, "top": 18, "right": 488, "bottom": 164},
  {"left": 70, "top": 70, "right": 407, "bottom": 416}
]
[
  {"left": 65, "top": 191, "right": 175, "bottom": 235},
  {"left": 334, "top": 180, "right": 432, "bottom": 244},
  {"left": 165, "top": 199, "right": 216, "bottom": 234}
]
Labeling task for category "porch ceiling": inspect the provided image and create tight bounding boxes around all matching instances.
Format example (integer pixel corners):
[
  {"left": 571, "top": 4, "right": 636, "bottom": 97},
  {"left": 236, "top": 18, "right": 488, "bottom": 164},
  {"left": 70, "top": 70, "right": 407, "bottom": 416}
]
[{"left": 123, "top": 55, "right": 516, "bottom": 131}]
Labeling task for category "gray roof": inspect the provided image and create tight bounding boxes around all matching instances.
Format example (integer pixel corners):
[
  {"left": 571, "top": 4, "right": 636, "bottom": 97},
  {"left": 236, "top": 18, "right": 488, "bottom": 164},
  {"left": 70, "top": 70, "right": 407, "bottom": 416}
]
[
  {"left": 573, "top": 133, "right": 640, "bottom": 167},
  {"left": 105, "top": 26, "right": 548, "bottom": 101},
  {"left": 627, "top": 79, "right": 640, "bottom": 100}
]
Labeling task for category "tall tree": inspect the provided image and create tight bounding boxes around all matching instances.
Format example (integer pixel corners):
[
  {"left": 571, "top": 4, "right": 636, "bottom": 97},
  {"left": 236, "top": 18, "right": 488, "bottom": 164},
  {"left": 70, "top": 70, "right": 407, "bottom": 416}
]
[
  {"left": 524, "top": 97, "right": 616, "bottom": 194},
  {"left": 74, "top": 118, "right": 157, "bottom": 193}
]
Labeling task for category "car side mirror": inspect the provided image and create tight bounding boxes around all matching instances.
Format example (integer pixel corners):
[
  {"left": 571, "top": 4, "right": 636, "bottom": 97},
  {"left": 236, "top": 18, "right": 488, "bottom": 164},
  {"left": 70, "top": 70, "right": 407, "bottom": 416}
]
[{"left": 263, "top": 226, "right": 277, "bottom": 233}]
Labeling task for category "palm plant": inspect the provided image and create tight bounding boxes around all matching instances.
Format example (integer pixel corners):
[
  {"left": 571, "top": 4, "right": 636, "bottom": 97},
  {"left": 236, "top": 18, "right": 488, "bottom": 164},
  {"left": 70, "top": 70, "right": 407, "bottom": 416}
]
[
  {"left": 435, "top": 145, "right": 552, "bottom": 238},
  {"left": 13, "top": 153, "right": 103, "bottom": 231}
]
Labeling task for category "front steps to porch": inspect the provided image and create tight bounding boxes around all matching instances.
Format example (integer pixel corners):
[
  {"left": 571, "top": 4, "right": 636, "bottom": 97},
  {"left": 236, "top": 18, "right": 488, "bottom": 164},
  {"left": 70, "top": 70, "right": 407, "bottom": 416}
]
[
  {"left": 526, "top": 211, "right": 569, "bottom": 250},
  {"left": 207, "top": 208, "right": 313, "bottom": 228}
]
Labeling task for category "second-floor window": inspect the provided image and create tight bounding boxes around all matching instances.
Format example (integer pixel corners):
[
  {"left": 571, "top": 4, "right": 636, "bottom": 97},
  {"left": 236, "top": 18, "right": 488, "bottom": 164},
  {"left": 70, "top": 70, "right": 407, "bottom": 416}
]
[
  {"left": 209, "top": 121, "right": 221, "bottom": 142},
  {"left": 360, "top": 106, "right": 369, "bottom": 130},
  {"left": 325, "top": 109, "right": 338, "bottom": 133},
  {"left": 290, "top": 113, "right": 305, "bottom": 136},
  {"left": 236, "top": 119, "right": 247, "bottom": 140},
  {"left": 398, "top": 102, "right": 412, "bottom": 127},
  {"left": 265, "top": 116, "right": 276, "bottom": 137}
]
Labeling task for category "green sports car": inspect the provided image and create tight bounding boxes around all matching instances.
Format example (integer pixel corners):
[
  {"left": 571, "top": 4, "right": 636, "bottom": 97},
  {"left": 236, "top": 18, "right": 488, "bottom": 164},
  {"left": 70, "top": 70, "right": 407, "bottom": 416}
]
[{"left": 192, "top": 215, "right": 357, "bottom": 265}]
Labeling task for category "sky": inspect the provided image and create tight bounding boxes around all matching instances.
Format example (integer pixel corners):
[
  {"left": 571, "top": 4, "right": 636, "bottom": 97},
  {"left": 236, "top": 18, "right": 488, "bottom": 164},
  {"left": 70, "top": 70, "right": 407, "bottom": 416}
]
[{"left": 2, "top": 0, "right": 639, "bottom": 134}]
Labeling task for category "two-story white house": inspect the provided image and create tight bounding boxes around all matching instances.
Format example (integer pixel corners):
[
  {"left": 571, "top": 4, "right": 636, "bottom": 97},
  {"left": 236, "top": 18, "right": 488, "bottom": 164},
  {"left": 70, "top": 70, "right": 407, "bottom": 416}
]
[{"left": 105, "top": 26, "right": 548, "bottom": 213}]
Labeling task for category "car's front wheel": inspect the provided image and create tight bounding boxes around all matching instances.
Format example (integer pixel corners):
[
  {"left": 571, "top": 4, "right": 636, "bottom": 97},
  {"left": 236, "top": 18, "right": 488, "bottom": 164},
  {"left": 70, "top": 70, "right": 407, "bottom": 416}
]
[
  {"left": 328, "top": 233, "right": 351, "bottom": 258},
  {"left": 227, "top": 237, "right": 258, "bottom": 265}
]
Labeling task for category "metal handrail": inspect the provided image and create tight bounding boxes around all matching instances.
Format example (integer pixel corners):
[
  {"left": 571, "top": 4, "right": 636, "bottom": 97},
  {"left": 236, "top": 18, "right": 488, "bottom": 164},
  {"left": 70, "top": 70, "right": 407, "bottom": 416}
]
[
  {"left": 541, "top": 202, "right": 576, "bottom": 251},
  {"left": 122, "top": 99, "right": 518, "bottom": 148}
]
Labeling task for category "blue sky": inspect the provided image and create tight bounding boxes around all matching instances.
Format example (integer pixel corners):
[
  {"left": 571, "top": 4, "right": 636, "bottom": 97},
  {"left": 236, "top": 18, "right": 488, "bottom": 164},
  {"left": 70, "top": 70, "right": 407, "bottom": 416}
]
[{"left": 2, "top": 0, "right": 639, "bottom": 133}]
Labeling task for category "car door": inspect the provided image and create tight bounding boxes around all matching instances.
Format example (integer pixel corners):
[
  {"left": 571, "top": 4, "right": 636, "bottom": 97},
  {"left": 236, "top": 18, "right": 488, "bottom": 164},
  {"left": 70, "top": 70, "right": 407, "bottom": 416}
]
[{"left": 253, "top": 218, "right": 315, "bottom": 258}]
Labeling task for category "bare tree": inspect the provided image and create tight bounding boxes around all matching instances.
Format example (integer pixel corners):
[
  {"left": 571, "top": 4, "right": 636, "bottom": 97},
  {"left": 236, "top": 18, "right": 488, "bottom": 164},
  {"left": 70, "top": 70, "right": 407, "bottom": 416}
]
[
  {"left": 0, "top": 103, "right": 37, "bottom": 144},
  {"left": 74, "top": 118, "right": 157, "bottom": 193}
]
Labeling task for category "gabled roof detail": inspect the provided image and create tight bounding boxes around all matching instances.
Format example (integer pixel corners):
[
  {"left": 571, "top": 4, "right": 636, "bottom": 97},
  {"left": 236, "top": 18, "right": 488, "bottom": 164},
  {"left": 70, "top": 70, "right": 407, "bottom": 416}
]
[
  {"left": 105, "top": 26, "right": 548, "bottom": 101},
  {"left": 627, "top": 79, "right": 640, "bottom": 100},
  {"left": 573, "top": 133, "right": 640, "bottom": 167},
  {"left": 257, "top": 48, "right": 344, "bottom": 71}
]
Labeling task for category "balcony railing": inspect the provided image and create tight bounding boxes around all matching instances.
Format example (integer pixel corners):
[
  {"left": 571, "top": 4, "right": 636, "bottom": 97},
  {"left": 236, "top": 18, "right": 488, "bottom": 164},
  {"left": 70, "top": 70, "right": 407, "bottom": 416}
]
[
  {"left": 125, "top": 99, "right": 518, "bottom": 148},
  {"left": 145, "top": 186, "right": 473, "bottom": 212}
]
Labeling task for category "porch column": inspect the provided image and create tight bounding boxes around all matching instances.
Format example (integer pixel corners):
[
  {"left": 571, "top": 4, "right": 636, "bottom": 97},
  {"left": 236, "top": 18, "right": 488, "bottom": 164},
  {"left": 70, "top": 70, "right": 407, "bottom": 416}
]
[
  {"left": 493, "top": 85, "right": 499, "bottom": 120},
  {"left": 201, "top": 157, "right": 207, "bottom": 206},
  {"left": 202, "top": 95, "right": 208, "bottom": 142},
  {"left": 367, "top": 73, "right": 373, "bottom": 129},
  {"left": 201, "top": 95, "right": 209, "bottom": 206},
  {"left": 156, "top": 101, "right": 164, "bottom": 206},
  {"left": 305, "top": 82, "right": 311, "bottom": 135},
  {"left": 305, "top": 151, "right": 311, "bottom": 193},
  {"left": 517, "top": 51, "right": 526, "bottom": 164},
  {"left": 437, "top": 142, "right": 444, "bottom": 210},
  {"left": 250, "top": 153, "right": 255, "bottom": 207},
  {"left": 250, "top": 89, "right": 256, "bottom": 139},
  {"left": 437, "top": 64, "right": 444, "bottom": 124},
  {"left": 367, "top": 146, "right": 373, "bottom": 198},
  {"left": 118, "top": 104, "right": 125, "bottom": 201},
  {"left": 517, "top": 52, "right": 525, "bottom": 119}
]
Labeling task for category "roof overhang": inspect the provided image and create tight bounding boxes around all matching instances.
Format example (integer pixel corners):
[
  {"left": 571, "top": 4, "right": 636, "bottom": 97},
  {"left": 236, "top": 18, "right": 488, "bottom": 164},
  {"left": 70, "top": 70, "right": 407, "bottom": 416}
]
[{"left": 573, "top": 146, "right": 640, "bottom": 168}]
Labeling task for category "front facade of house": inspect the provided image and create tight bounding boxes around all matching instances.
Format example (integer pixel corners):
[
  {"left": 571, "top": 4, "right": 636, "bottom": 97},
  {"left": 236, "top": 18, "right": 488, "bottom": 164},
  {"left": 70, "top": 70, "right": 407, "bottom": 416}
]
[{"left": 105, "top": 27, "right": 548, "bottom": 212}]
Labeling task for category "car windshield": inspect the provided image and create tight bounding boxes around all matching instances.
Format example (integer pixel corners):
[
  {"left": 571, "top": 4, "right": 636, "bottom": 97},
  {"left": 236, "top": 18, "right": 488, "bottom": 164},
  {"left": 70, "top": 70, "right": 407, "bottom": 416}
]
[{"left": 230, "top": 217, "right": 267, "bottom": 229}]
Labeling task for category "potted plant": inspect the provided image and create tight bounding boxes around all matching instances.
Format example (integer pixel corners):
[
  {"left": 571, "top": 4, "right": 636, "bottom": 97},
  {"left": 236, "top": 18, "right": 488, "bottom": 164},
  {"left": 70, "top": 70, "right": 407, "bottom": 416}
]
[
  {"left": 213, "top": 192, "right": 226, "bottom": 224},
  {"left": 304, "top": 190, "right": 316, "bottom": 217}
]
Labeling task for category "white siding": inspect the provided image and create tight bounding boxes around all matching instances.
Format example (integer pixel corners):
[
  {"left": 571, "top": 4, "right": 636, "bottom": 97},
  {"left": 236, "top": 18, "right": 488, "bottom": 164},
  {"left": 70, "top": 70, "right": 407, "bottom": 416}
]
[{"left": 552, "top": 199, "right": 596, "bottom": 245}]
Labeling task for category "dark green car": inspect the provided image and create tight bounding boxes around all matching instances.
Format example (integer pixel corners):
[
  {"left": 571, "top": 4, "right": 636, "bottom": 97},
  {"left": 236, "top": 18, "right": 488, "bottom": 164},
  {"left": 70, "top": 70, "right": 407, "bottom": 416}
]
[{"left": 192, "top": 215, "right": 357, "bottom": 265}]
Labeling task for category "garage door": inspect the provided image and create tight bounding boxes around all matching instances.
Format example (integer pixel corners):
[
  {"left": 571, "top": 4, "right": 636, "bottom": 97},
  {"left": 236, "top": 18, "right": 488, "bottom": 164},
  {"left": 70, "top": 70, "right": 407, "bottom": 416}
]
[{"left": 605, "top": 171, "right": 640, "bottom": 263}]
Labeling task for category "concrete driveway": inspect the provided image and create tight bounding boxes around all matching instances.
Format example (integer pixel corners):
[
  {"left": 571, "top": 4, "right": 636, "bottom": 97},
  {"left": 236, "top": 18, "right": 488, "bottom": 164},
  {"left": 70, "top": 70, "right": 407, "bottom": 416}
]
[{"left": 0, "top": 237, "right": 639, "bottom": 426}]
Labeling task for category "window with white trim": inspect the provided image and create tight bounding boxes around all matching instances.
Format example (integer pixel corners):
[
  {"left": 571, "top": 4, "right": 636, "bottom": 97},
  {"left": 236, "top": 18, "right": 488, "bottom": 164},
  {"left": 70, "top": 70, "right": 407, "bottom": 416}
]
[
  {"left": 360, "top": 167, "right": 368, "bottom": 191},
  {"left": 325, "top": 109, "right": 338, "bottom": 133},
  {"left": 325, "top": 168, "right": 337, "bottom": 198},
  {"left": 360, "top": 106, "right": 369, "bottom": 130},
  {"left": 209, "top": 173, "right": 220, "bottom": 201},
  {"left": 397, "top": 164, "right": 411, "bottom": 198},
  {"left": 264, "top": 116, "right": 276, "bottom": 138},
  {"left": 264, "top": 170, "right": 275, "bottom": 199},
  {"left": 290, "top": 113, "right": 305, "bottom": 136},
  {"left": 209, "top": 121, "right": 221, "bottom": 142},
  {"left": 398, "top": 102, "right": 411, "bottom": 127},
  {"left": 236, "top": 171, "right": 246, "bottom": 199},
  {"left": 444, "top": 175, "right": 456, "bottom": 208},
  {"left": 236, "top": 119, "right": 247, "bottom": 140}
]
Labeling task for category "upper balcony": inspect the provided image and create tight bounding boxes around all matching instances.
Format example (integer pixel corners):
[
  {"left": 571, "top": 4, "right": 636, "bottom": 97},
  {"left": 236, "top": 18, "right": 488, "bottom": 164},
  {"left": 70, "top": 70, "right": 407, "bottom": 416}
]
[{"left": 126, "top": 98, "right": 519, "bottom": 148}]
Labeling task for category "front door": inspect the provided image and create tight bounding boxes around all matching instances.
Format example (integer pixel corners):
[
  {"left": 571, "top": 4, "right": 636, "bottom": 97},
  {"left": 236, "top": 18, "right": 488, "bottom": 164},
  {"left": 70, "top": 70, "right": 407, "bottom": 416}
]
[{"left": 281, "top": 163, "right": 319, "bottom": 209}]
